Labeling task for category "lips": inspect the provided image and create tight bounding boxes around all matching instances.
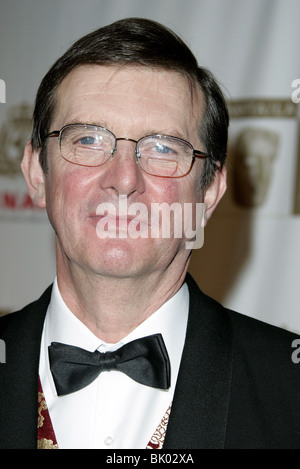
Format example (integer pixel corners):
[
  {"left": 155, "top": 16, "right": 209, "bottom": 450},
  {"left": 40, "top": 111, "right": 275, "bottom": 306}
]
[
  {"left": 97, "top": 213, "right": 141, "bottom": 228},
  {"left": 90, "top": 200, "right": 151, "bottom": 240},
  {"left": 95, "top": 199, "right": 150, "bottom": 226}
]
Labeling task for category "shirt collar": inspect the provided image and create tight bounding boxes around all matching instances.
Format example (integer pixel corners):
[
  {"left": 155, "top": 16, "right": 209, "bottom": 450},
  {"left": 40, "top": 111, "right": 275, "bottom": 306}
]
[{"left": 44, "top": 277, "right": 189, "bottom": 390}]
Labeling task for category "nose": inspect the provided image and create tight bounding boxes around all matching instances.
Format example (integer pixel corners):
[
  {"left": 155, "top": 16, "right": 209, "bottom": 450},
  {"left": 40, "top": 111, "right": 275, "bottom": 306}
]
[{"left": 99, "top": 139, "right": 145, "bottom": 198}]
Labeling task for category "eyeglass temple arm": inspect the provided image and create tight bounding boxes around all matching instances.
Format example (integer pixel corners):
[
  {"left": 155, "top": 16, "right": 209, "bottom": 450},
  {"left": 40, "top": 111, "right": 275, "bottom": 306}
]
[
  {"left": 46, "top": 131, "right": 60, "bottom": 138},
  {"left": 193, "top": 150, "right": 223, "bottom": 170}
]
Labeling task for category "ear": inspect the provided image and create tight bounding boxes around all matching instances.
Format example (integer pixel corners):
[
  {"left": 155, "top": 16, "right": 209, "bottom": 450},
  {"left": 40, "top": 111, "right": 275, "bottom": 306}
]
[
  {"left": 203, "top": 165, "right": 227, "bottom": 226},
  {"left": 21, "top": 140, "right": 46, "bottom": 208}
]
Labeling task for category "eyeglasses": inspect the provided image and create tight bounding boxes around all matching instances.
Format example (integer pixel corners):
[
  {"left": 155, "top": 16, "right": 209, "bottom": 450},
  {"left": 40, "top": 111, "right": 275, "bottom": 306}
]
[{"left": 46, "top": 124, "right": 212, "bottom": 178}]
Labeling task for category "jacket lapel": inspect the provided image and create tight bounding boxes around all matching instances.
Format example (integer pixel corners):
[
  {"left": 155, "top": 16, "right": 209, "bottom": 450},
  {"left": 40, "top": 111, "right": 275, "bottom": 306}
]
[
  {"left": 0, "top": 286, "right": 52, "bottom": 448},
  {"left": 164, "top": 275, "right": 233, "bottom": 449}
]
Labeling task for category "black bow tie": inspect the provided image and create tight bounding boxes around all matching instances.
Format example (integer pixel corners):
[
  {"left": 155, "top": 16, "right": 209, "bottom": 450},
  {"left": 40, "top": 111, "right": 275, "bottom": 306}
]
[{"left": 48, "top": 334, "right": 170, "bottom": 396}]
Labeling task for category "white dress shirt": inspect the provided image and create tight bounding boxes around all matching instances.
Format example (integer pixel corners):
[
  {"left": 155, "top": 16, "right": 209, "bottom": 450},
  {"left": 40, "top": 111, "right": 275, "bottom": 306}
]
[{"left": 39, "top": 278, "right": 189, "bottom": 449}]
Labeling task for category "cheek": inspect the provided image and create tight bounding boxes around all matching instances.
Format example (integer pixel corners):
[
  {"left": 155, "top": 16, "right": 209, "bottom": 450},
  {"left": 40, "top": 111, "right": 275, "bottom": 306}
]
[
  {"left": 148, "top": 179, "right": 180, "bottom": 205},
  {"left": 45, "top": 165, "right": 86, "bottom": 222},
  {"left": 157, "top": 177, "right": 201, "bottom": 205}
]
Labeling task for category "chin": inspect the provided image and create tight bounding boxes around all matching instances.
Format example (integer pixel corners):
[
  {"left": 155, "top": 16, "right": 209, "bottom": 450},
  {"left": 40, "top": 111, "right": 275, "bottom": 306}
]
[{"left": 88, "top": 238, "right": 149, "bottom": 277}]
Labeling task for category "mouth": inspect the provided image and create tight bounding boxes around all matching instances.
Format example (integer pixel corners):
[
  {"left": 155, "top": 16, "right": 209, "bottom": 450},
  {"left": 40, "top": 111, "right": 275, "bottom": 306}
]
[
  {"left": 89, "top": 204, "right": 151, "bottom": 240},
  {"left": 91, "top": 213, "right": 142, "bottom": 227}
]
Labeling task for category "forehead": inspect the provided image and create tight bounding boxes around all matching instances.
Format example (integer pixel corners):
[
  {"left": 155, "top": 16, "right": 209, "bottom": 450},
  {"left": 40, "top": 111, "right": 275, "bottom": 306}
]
[{"left": 54, "top": 65, "right": 204, "bottom": 139}]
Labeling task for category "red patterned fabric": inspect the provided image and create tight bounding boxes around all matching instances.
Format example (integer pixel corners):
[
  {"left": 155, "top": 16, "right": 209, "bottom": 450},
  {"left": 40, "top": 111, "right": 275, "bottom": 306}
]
[
  {"left": 37, "top": 378, "right": 58, "bottom": 449},
  {"left": 146, "top": 404, "right": 172, "bottom": 449},
  {"left": 37, "top": 378, "right": 171, "bottom": 449}
]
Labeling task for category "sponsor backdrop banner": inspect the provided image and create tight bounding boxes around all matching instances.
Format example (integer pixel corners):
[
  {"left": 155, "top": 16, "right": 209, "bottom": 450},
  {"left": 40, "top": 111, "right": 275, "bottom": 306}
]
[{"left": 1, "top": 0, "right": 300, "bottom": 333}]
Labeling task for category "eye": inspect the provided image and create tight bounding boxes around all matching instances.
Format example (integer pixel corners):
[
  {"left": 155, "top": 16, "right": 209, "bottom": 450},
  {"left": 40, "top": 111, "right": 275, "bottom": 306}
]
[
  {"left": 153, "top": 142, "right": 178, "bottom": 157},
  {"left": 78, "top": 136, "right": 96, "bottom": 145},
  {"left": 154, "top": 143, "right": 175, "bottom": 155}
]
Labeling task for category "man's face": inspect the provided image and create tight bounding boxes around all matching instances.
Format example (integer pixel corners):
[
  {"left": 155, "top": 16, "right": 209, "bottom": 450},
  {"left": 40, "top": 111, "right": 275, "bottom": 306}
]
[{"left": 31, "top": 65, "right": 217, "bottom": 279}]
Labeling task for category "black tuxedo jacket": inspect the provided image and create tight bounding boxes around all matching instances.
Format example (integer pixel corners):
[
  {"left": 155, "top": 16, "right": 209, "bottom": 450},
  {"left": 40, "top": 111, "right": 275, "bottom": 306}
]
[{"left": 0, "top": 274, "right": 300, "bottom": 449}]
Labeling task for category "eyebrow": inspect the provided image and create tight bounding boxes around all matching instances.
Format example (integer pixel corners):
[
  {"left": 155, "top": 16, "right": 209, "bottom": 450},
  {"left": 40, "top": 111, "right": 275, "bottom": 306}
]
[
  {"left": 63, "top": 120, "right": 190, "bottom": 141},
  {"left": 143, "top": 128, "right": 188, "bottom": 139},
  {"left": 64, "top": 119, "right": 109, "bottom": 129}
]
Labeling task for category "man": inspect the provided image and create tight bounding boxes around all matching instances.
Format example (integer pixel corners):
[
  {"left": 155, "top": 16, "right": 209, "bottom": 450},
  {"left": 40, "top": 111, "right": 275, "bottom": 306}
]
[{"left": 0, "top": 18, "right": 299, "bottom": 450}]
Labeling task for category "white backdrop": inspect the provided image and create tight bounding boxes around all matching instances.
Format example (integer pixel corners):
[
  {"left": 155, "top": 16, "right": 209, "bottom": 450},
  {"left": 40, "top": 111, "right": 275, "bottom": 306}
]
[{"left": 1, "top": 0, "right": 300, "bottom": 333}]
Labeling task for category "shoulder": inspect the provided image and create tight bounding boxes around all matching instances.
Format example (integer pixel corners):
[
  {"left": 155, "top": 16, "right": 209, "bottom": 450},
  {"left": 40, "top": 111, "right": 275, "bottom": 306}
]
[
  {"left": 186, "top": 273, "right": 299, "bottom": 353},
  {"left": 0, "top": 285, "right": 53, "bottom": 338}
]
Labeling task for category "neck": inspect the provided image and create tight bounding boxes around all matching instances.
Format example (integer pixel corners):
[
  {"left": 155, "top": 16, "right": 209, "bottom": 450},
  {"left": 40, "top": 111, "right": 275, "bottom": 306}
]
[{"left": 56, "top": 254, "right": 190, "bottom": 343}]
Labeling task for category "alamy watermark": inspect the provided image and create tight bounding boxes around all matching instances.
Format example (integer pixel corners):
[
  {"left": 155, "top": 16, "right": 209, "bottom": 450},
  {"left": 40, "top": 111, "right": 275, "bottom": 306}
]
[
  {"left": 291, "top": 79, "right": 300, "bottom": 104},
  {"left": 0, "top": 339, "right": 6, "bottom": 363},
  {"left": 95, "top": 196, "right": 206, "bottom": 249},
  {"left": 291, "top": 339, "right": 300, "bottom": 363},
  {"left": 0, "top": 79, "right": 6, "bottom": 103}
]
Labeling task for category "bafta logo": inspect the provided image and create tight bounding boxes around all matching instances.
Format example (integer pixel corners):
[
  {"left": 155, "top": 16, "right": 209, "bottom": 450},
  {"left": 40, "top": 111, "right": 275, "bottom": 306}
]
[
  {"left": 0, "top": 102, "right": 33, "bottom": 177},
  {"left": 233, "top": 127, "right": 279, "bottom": 208}
]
